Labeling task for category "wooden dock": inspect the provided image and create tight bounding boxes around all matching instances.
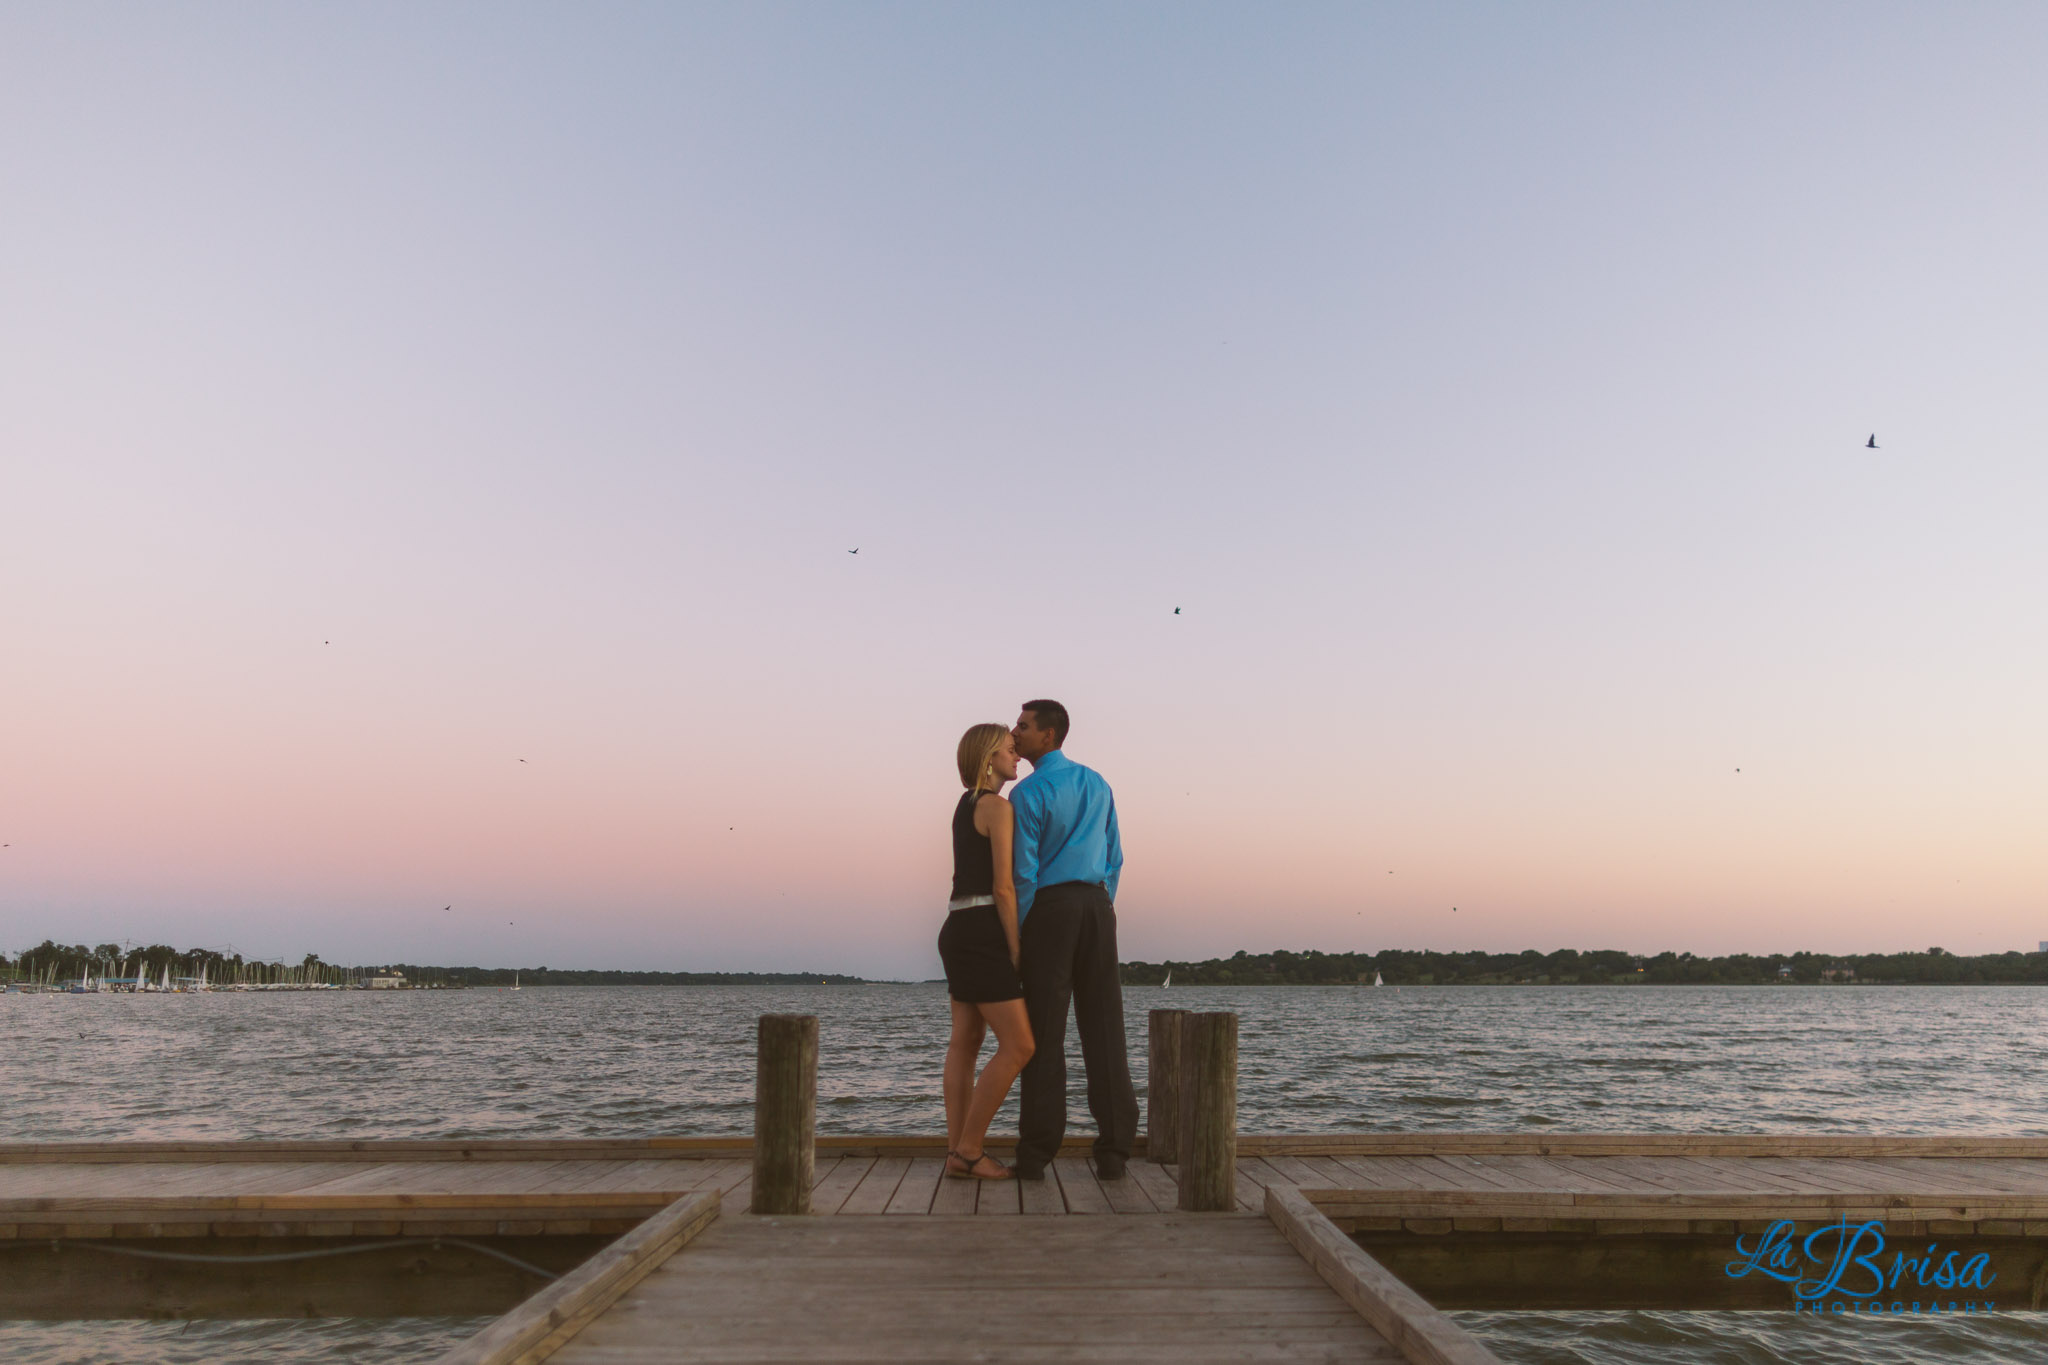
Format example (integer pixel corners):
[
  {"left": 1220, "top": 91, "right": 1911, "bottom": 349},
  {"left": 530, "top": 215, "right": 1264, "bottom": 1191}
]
[
  {"left": 10, "top": 1132, "right": 2048, "bottom": 1359},
  {"left": 11, "top": 1013, "right": 2048, "bottom": 1361}
]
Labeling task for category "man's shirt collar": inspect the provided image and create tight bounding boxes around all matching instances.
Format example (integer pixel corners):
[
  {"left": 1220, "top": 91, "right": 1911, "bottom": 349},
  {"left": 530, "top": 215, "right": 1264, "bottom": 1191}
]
[{"left": 1031, "top": 749, "right": 1073, "bottom": 775}]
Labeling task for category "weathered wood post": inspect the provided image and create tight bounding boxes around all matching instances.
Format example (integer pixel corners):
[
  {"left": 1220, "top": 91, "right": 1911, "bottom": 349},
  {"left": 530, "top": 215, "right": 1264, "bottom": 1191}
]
[
  {"left": 1147, "top": 1009, "right": 1191, "bottom": 1163},
  {"left": 751, "top": 1013, "right": 817, "bottom": 1215},
  {"left": 1176, "top": 1011, "right": 1238, "bottom": 1211}
]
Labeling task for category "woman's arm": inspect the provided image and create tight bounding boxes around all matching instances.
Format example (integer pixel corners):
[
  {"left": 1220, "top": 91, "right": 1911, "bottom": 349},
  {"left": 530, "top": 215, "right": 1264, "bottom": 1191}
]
[{"left": 980, "top": 795, "right": 1022, "bottom": 968}]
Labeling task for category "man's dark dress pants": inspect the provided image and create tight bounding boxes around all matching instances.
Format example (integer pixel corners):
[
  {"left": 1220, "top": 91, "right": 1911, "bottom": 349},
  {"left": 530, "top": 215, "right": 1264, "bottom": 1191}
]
[{"left": 1015, "top": 881, "right": 1140, "bottom": 1173}]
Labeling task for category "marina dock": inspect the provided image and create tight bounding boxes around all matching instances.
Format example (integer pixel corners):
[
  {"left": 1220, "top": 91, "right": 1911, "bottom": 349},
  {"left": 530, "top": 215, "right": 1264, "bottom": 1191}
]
[{"left": 8, "top": 1013, "right": 2047, "bottom": 1362}]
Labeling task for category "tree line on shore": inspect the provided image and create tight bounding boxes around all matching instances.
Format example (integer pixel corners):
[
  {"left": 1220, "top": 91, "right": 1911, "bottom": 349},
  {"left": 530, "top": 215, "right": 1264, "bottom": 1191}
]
[
  {"left": 14, "top": 938, "right": 2046, "bottom": 989},
  {"left": 1118, "top": 946, "right": 2048, "bottom": 986},
  {"left": 1, "top": 941, "right": 861, "bottom": 987}
]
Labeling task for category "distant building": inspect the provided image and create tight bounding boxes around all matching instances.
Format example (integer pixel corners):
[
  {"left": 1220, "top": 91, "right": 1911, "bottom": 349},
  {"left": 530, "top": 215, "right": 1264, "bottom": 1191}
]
[
  {"left": 1821, "top": 967, "right": 1856, "bottom": 982},
  {"left": 366, "top": 972, "right": 406, "bottom": 990},
  {"left": 2039, "top": 942, "right": 2047, "bottom": 954},
  {"left": 1777, "top": 964, "right": 1794, "bottom": 979}
]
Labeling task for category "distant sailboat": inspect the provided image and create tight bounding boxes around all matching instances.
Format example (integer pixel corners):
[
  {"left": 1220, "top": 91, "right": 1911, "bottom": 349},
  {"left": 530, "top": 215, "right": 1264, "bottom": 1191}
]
[
  {"left": 511, "top": 972, "right": 521, "bottom": 992},
  {"left": 1162, "top": 969, "right": 1172, "bottom": 990},
  {"left": 1372, "top": 971, "right": 1383, "bottom": 988}
]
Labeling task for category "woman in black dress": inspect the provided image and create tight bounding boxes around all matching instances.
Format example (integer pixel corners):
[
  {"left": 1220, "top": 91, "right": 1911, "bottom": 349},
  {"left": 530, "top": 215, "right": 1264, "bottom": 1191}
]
[{"left": 937, "top": 723, "right": 1036, "bottom": 1181}]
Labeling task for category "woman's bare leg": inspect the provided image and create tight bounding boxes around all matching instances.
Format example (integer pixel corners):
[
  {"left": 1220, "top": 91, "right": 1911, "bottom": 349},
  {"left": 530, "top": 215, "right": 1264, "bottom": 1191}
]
[
  {"left": 956, "top": 998, "right": 1036, "bottom": 1163},
  {"left": 943, "top": 1001, "right": 986, "bottom": 1157}
]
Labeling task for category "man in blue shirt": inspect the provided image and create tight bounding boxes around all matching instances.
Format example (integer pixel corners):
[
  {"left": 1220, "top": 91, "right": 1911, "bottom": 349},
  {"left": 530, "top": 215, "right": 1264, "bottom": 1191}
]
[{"left": 1008, "top": 699, "right": 1137, "bottom": 1181}]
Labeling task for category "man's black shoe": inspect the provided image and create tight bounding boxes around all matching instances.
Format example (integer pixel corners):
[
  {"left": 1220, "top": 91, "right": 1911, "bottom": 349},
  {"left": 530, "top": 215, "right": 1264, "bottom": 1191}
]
[
  {"left": 1094, "top": 1157, "right": 1127, "bottom": 1180},
  {"left": 1013, "top": 1164, "right": 1046, "bottom": 1181}
]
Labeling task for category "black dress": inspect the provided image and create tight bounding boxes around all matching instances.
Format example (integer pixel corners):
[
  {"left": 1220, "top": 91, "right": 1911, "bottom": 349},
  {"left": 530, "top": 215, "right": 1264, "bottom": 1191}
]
[{"left": 938, "top": 789, "right": 1024, "bottom": 1004}]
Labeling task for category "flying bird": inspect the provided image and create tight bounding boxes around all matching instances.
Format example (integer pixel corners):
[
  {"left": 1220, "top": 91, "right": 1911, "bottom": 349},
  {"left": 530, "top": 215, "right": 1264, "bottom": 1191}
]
[
  {"left": 443, "top": 905, "right": 451, "bottom": 912},
  {"left": 1866, "top": 434, "right": 1878, "bottom": 449},
  {"left": 848, "top": 548, "right": 859, "bottom": 555},
  {"left": 519, "top": 759, "right": 526, "bottom": 764},
  {"left": 1173, "top": 607, "right": 1181, "bottom": 615}
]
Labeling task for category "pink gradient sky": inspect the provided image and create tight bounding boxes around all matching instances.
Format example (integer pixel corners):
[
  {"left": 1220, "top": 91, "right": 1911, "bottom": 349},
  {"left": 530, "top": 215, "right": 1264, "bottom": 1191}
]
[{"left": 3, "top": 4, "right": 2045, "bottom": 978}]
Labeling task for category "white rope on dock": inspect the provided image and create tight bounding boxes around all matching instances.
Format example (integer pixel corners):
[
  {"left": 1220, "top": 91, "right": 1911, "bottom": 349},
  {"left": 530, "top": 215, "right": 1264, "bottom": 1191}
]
[{"left": 3, "top": 1236, "right": 562, "bottom": 1281}]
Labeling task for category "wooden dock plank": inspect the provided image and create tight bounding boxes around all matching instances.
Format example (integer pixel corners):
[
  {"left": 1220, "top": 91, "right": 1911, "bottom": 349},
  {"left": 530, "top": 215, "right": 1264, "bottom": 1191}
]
[
  {"left": 0, "top": 1160, "right": 353, "bottom": 1201},
  {"left": 1019, "top": 1170, "right": 1065, "bottom": 1216},
  {"left": 1887, "top": 1157, "right": 2048, "bottom": 1195},
  {"left": 1656, "top": 1155, "right": 1838, "bottom": 1194},
  {"left": 1516, "top": 1156, "right": 1684, "bottom": 1196},
  {"left": 930, "top": 1168, "right": 979, "bottom": 1215},
  {"left": 1231, "top": 1158, "right": 1278, "bottom": 1213},
  {"left": 883, "top": 1159, "right": 944, "bottom": 1216},
  {"left": 836, "top": 1157, "right": 911, "bottom": 1215},
  {"left": 1448, "top": 1155, "right": 1605, "bottom": 1195},
  {"left": 1796, "top": 1156, "right": 2041, "bottom": 1197},
  {"left": 810, "top": 1157, "right": 876, "bottom": 1215},
  {"left": 1097, "top": 1168, "right": 1158, "bottom": 1215},
  {"left": 304, "top": 1159, "right": 587, "bottom": 1199},
  {"left": 1052, "top": 1158, "right": 1114, "bottom": 1215},
  {"left": 1125, "top": 1159, "right": 1181, "bottom": 1213},
  {"left": 692, "top": 1161, "right": 752, "bottom": 1194},
  {"left": 1261, "top": 1155, "right": 1347, "bottom": 1190},
  {"left": 1313, "top": 1157, "right": 1412, "bottom": 1191},
  {"left": 975, "top": 1178, "right": 1022, "bottom": 1215},
  {"left": 1409, "top": 1154, "right": 1587, "bottom": 1194}
]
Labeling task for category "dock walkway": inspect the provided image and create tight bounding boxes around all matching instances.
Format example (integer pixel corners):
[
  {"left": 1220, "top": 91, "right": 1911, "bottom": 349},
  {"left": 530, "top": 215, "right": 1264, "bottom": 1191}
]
[{"left": 552, "top": 1212, "right": 1403, "bottom": 1365}]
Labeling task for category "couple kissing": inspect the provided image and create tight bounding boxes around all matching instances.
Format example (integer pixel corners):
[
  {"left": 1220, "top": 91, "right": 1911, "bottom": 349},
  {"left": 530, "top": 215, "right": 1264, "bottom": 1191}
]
[{"left": 939, "top": 699, "right": 1136, "bottom": 1183}]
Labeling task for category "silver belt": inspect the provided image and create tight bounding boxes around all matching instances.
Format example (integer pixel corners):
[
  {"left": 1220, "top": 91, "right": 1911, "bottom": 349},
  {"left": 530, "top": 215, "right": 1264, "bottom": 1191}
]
[{"left": 947, "top": 895, "right": 996, "bottom": 911}]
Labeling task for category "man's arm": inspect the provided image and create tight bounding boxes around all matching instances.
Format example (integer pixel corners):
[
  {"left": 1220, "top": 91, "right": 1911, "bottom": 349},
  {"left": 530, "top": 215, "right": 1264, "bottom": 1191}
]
[
  {"left": 1012, "top": 780, "right": 1044, "bottom": 917},
  {"left": 1103, "top": 785, "right": 1123, "bottom": 903}
]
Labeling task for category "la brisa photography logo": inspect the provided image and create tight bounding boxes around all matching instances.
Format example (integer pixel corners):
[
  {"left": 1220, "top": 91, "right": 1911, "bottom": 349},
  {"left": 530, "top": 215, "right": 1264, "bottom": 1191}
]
[{"left": 1726, "top": 1218, "right": 1997, "bottom": 1315}]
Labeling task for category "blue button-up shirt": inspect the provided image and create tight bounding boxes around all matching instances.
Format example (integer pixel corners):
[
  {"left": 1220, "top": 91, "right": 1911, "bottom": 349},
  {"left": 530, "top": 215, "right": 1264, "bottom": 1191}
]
[{"left": 1010, "top": 749, "right": 1122, "bottom": 922}]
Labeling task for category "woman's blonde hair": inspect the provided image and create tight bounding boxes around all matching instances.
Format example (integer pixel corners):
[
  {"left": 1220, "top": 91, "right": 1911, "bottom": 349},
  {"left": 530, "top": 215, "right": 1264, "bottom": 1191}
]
[{"left": 956, "top": 723, "right": 1011, "bottom": 793}]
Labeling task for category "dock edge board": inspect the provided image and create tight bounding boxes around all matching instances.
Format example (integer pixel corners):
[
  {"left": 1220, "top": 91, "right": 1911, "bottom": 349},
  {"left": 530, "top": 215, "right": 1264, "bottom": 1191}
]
[
  {"left": 1266, "top": 1184, "right": 1504, "bottom": 1365},
  {"left": 433, "top": 1189, "right": 721, "bottom": 1365},
  {"left": 1302, "top": 1187, "right": 2048, "bottom": 1227}
]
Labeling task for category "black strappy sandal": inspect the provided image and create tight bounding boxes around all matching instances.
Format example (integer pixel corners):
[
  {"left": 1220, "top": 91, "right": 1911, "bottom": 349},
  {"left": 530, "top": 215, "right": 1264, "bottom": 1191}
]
[{"left": 949, "top": 1151, "right": 1012, "bottom": 1181}]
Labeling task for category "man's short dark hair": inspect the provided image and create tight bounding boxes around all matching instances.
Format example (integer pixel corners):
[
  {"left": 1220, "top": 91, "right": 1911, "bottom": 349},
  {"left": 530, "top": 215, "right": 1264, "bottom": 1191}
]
[{"left": 1021, "top": 699, "right": 1070, "bottom": 747}]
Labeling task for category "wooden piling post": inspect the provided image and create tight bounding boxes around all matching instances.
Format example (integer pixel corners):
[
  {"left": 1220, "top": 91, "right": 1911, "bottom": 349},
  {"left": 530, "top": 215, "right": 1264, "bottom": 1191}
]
[
  {"left": 751, "top": 1014, "right": 817, "bottom": 1215},
  {"left": 1147, "top": 1009, "right": 1191, "bottom": 1163},
  {"left": 1176, "top": 1011, "right": 1237, "bottom": 1211}
]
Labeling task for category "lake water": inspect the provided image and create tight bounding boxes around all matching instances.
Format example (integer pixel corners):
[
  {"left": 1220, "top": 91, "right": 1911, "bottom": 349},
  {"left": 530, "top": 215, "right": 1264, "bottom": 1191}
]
[{"left": 4, "top": 983, "right": 2045, "bottom": 1362}]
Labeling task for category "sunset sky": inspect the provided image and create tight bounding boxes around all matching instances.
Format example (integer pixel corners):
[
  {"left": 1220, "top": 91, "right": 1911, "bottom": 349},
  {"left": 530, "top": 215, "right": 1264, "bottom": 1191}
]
[{"left": 3, "top": 4, "right": 2044, "bottom": 979}]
